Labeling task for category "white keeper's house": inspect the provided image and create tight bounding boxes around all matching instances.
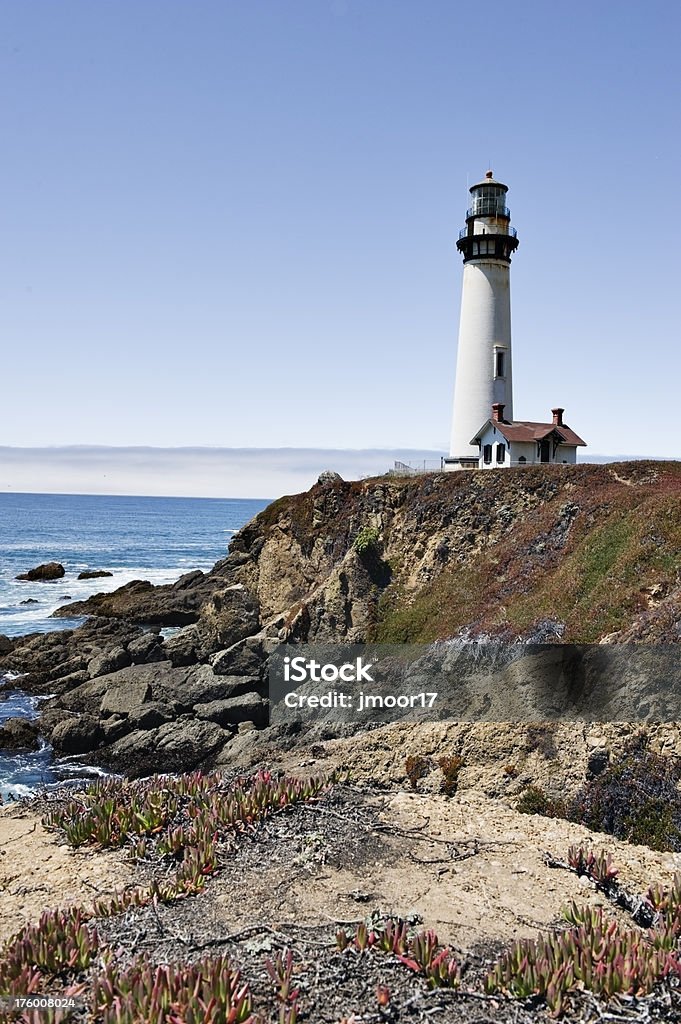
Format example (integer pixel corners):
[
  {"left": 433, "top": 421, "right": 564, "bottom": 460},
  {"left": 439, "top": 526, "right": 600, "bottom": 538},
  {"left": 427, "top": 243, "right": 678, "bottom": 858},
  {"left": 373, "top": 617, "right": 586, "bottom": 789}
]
[
  {"left": 444, "top": 171, "right": 586, "bottom": 471},
  {"left": 471, "top": 402, "right": 586, "bottom": 469}
]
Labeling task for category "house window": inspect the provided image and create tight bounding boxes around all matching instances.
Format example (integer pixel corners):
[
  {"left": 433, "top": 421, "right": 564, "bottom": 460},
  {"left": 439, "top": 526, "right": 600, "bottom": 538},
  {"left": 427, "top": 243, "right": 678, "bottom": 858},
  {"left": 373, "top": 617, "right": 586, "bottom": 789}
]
[
  {"left": 518, "top": 455, "right": 527, "bottom": 464},
  {"left": 483, "top": 444, "right": 492, "bottom": 464},
  {"left": 496, "top": 443, "right": 506, "bottom": 464},
  {"left": 495, "top": 350, "right": 505, "bottom": 378}
]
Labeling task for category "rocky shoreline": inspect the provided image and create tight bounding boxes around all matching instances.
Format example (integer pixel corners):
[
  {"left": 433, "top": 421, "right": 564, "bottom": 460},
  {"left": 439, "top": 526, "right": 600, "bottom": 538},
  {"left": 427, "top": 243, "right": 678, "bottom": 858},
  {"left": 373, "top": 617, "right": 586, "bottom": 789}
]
[{"left": 1, "top": 462, "right": 680, "bottom": 780}]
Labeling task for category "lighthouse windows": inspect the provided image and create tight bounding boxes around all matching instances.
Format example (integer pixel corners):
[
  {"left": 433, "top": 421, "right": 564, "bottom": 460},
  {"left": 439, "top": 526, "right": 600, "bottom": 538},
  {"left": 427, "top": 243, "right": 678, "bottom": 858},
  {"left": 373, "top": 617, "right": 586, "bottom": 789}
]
[
  {"left": 483, "top": 444, "right": 493, "bottom": 464},
  {"left": 494, "top": 349, "right": 506, "bottom": 378},
  {"left": 496, "top": 443, "right": 506, "bottom": 464}
]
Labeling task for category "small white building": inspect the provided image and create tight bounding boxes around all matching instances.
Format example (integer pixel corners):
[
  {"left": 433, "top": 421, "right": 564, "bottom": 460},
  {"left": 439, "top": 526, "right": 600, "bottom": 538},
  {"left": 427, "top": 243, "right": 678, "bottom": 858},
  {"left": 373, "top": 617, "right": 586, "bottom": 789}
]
[{"left": 471, "top": 404, "right": 586, "bottom": 470}]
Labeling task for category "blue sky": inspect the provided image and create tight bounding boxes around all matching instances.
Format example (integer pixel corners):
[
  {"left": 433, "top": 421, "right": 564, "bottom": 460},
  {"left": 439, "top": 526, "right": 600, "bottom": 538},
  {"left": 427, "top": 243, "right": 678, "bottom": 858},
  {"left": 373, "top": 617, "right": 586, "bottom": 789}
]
[{"left": 1, "top": 0, "right": 679, "bottom": 467}]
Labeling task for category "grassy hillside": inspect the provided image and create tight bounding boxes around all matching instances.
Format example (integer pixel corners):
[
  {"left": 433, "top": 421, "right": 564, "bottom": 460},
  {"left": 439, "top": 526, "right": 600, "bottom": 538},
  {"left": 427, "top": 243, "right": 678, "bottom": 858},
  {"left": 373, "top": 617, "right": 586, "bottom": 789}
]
[{"left": 354, "top": 462, "right": 681, "bottom": 643}]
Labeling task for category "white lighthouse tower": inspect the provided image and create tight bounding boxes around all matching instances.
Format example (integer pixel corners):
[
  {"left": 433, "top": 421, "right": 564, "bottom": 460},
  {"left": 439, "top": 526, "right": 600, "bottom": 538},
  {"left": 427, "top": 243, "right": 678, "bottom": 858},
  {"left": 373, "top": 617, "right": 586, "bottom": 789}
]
[{"left": 445, "top": 171, "right": 519, "bottom": 470}]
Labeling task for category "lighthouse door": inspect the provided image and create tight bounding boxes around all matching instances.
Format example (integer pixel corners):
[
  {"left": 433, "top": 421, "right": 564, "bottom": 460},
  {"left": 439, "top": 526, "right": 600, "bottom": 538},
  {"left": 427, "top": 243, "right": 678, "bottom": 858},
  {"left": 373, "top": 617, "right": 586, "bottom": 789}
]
[{"left": 539, "top": 439, "right": 551, "bottom": 463}]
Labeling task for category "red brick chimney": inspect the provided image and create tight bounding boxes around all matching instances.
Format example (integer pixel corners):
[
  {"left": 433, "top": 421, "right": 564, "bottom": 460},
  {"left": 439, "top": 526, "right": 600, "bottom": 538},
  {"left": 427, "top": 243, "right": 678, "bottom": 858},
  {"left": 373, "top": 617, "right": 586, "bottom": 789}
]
[
  {"left": 552, "top": 407, "right": 564, "bottom": 426},
  {"left": 492, "top": 402, "right": 505, "bottom": 422}
]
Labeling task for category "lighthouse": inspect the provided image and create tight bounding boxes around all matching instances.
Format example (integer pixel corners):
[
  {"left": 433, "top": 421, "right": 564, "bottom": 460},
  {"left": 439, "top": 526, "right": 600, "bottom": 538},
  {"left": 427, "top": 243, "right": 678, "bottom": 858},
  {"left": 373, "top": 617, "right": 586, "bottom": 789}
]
[{"left": 445, "top": 171, "right": 519, "bottom": 470}]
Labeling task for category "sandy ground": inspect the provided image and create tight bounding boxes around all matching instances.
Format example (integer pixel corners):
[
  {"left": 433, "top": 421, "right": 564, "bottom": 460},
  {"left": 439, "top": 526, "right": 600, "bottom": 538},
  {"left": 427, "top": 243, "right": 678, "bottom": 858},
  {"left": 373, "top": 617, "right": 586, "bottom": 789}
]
[
  {"left": 202, "top": 786, "right": 681, "bottom": 951},
  {"left": 3, "top": 777, "right": 681, "bottom": 1022},
  {"left": 0, "top": 802, "right": 131, "bottom": 944},
  {"left": 3, "top": 780, "right": 680, "bottom": 954}
]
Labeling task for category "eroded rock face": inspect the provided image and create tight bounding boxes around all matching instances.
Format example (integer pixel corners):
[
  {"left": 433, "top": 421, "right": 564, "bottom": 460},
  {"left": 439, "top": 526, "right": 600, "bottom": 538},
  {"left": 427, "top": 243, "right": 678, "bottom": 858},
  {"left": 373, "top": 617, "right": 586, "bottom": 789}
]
[
  {"left": 16, "top": 562, "right": 65, "bottom": 582},
  {"left": 77, "top": 570, "right": 113, "bottom": 580},
  {"left": 195, "top": 586, "right": 260, "bottom": 657}
]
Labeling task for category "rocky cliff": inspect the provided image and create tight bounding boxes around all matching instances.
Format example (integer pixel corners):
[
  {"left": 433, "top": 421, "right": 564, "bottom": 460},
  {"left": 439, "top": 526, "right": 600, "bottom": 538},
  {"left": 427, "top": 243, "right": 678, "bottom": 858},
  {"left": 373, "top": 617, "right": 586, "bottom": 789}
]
[
  {"left": 1, "top": 461, "right": 680, "bottom": 776},
  {"left": 52, "top": 459, "right": 681, "bottom": 643}
]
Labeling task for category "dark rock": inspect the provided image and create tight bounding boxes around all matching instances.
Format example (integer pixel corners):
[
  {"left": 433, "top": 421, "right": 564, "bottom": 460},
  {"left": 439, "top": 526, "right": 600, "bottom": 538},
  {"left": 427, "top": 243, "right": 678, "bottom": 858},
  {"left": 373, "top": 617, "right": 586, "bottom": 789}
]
[
  {"left": 155, "top": 664, "right": 257, "bottom": 711},
  {"left": 88, "top": 646, "right": 131, "bottom": 679},
  {"left": 4, "top": 618, "right": 141, "bottom": 691},
  {"left": 52, "top": 656, "right": 91, "bottom": 680},
  {"left": 587, "top": 747, "right": 610, "bottom": 778},
  {"left": 131, "top": 701, "right": 174, "bottom": 730},
  {"left": 210, "top": 636, "right": 263, "bottom": 677},
  {"left": 0, "top": 635, "right": 14, "bottom": 654},
  {"left": 196, "top": 691, "right": 267, "bottom": 727},
  {"left": 102, "top": 716, "right": 130, "bottom": 743},
  {"left": 52, "top": 677, "right": 108, "bottom": 713},
  {"left": 54, "top": 670, "right": 90, "bottom": 689},
  {"left": 51, "top": 714, "right": 103, "bottom": 754},
  {"left": 100, "top": 679, "right": 152, "bottom": 717},
  {"left": 155, "top": 718, "right": 228, "bottom": 761},
  {"left": 77, "top": 570, "right": 113, "bottom": 580},
  {"left": 104, "top": 718, "right": 228, "bottom": 776},
  {"left": 214, "top": 728, "right": 262, "bottom": 768},
  {"left": 127, "top": 632, "right": 165, "bottom": 665},
  {"left": 60, "top": 595, "right": 72, "bottom": 600},
  {"left": 195, "top": 585, "right": 260, "bottom": 657},
  {"left": 76, "top": 662, "right": 234, "bottom": 717},
  {"left": 20, "top": 599, "right": 39, "bottom": 605},
  {"left": 0, "top": 717, "right": 40, "bottom": 750},
  {"left": 172, "top": 570, "right": 204, "bottom": 590},
  {"left": 52, "top": 577, "right": 206, "bottom": 626},
  {"left": 164, "top": 626, "right": 199, "bottom": 667},
  {"left": 16, "top": 562, "right": 65, "bottom": 582}
]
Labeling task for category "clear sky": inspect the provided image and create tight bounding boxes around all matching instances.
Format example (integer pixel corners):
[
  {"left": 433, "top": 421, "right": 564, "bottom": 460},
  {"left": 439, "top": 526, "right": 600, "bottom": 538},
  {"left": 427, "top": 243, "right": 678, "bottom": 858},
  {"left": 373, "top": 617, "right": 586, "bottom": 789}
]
[{"left": 1, "top": 0, "right": 679, "bottom": 463}]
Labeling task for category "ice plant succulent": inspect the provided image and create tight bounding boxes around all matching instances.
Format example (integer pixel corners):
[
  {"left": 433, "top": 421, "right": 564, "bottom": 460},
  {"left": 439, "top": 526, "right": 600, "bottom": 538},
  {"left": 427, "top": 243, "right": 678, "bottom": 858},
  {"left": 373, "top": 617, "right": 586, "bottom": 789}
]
[
  {"left": 265, "top": 948, "right": 300, "bottom": 1024},
  {"left": 93, "top": 953, "right": 256, "bottom": 1024},
  {"left": 567, "top": 845, "right": 618, "bottom": 886},
  {"left": 336, "top": 919, "right": 460, "bottom": 989},
  {"left": 42, "top": 769, "right": 329, "bottom": 912},
  {"left": 486, "top": 905, "right": 679, "bottom": 1015},
  {"left": 1, "top": 908, "right": 99, "bottom": 981}
]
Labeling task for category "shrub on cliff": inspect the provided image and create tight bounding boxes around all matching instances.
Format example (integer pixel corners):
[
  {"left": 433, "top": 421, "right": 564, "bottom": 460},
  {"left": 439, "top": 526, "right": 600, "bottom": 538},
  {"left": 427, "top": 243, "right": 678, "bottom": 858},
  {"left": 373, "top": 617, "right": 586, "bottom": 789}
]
[
  {"left": 353, "top": 526, "right": 380, "bottom": 556},
  {"left": 518, "top": 733, "right": 681, "bottom": 852},
  {"left": 567, "top": 733, "right": 681, "bottom": 851}
]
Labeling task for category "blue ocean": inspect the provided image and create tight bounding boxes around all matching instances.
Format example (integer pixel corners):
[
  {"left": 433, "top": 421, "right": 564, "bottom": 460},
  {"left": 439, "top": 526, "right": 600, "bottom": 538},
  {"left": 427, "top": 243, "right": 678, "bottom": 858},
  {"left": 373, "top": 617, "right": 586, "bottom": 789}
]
[{"left": 0, "top": 492, "right": 269, "bottom": 797}]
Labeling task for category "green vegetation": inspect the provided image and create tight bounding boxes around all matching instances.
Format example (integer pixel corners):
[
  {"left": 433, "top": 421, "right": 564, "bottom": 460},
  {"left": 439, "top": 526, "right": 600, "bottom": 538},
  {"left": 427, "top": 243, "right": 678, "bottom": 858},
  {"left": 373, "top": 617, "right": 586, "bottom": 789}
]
[
  {"left": 353, "top": 525, "right": 380, "bottom": 556},
  {"left": 486, "top": 902, "right": 678, "bottom": 1015},
  {"left": 369, "top": 467, "right": 681, "bottom": 643},
  {"left": 336, "top": 917, "right": 460, "bottom": 990}
]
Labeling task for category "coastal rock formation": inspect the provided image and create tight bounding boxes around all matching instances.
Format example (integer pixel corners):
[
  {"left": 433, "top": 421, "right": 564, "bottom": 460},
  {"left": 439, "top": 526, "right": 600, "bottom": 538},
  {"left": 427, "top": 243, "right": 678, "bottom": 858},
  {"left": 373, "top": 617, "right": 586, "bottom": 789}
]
[
  {"left": 53, "top": 575, "right": 217, "bottom": 625},
  {"left": 1, "top": 461, "right": 680, "bottom": 776},
  {"left": 16, "top": 561, "right": 65, "bottom": 582},
  {"left": 77, "top": 569, "right": 113, "bottom": 580},
  {"left": 0, "top": 717, "right": 40, "bottom": 750}
]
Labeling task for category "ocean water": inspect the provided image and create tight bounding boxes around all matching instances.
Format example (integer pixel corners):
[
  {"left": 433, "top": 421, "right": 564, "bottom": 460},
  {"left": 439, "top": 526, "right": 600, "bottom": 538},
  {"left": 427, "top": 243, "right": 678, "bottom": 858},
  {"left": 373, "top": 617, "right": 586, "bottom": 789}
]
[{"left": 0, "top": 492, "right": 269, "bottom": 797}]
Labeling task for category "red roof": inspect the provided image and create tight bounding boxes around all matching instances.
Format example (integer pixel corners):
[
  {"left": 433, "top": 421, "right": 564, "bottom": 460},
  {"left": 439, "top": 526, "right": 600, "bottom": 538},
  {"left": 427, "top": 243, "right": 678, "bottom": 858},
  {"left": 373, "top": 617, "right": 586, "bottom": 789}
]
[{"left": 471, "top": 419, "right": 587, "bottom": 446}]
